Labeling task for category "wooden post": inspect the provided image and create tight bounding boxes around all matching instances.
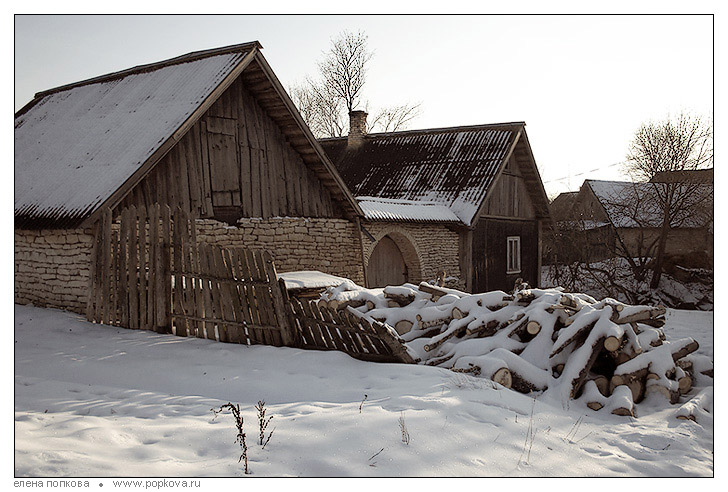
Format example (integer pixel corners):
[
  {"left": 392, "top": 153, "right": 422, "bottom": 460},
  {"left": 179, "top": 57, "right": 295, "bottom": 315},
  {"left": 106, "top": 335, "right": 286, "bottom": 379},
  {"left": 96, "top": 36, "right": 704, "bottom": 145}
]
[{"left": 85, "top": 217, "right": 101, "bottom": 322}]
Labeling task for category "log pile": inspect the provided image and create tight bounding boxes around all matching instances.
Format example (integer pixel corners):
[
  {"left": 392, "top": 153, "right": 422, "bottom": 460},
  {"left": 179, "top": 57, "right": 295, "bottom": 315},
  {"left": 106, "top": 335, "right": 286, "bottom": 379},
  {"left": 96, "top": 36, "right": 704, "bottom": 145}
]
[{"left": 318, "top": 280, "right": 714, "bottom": 418}]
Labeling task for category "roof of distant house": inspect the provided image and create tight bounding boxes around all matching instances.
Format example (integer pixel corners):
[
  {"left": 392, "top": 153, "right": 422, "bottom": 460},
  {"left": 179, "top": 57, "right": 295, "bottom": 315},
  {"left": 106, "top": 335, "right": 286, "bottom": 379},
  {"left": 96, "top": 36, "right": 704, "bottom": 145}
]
[
  {"left": 586, "top": 179, "right": 713, "bottom": 229},
  {"left": 650, "top": 168, "right": 713, "bottom": 184},
  {"left": 549, "top": 191, "right": 579, "bottom": 222}
]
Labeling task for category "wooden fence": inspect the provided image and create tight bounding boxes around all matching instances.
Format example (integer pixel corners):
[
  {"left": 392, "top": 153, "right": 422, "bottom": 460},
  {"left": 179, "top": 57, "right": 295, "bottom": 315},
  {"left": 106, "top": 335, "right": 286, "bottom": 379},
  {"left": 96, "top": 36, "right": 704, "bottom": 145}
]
[
  {"left": 288, "top": 299, "right": 415, "bottom": 363},
  {"left": 87, "top": 203, "right": 412, "bottom": 363},
  {"left": 87, "top": 205, "right": 172, "bottom": 332}
]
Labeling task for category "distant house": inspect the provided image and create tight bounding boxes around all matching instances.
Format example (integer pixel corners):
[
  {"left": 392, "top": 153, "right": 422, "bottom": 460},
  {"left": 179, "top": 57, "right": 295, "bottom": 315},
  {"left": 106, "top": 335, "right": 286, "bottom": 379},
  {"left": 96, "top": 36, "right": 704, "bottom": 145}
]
[
  {"left": 548, "top": 191, "right": 579, "bottom": 222},
  {"left": 14, "top": 42, "right": 366, "bottom": 314},
  {"left": 568, "top": 178, "right": 713, "bottom": 264},
  {"left": 319, "top": 112, "right": 551, "bottom": 293}
]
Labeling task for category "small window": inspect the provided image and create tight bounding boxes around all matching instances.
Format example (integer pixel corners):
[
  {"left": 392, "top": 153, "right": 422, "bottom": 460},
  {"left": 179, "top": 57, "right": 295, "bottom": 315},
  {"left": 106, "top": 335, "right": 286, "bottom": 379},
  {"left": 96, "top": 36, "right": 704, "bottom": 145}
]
[{"left": 507, "top": 236, "right": 521, "bottom": 274}]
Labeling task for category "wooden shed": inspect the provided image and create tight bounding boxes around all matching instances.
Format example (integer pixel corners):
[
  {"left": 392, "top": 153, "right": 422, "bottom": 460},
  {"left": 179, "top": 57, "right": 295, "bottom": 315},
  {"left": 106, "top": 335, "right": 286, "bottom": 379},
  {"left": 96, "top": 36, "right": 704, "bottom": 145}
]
[
  {"left": 319, "top": 112, "right": 552, "bottom": 293},
  {"left": 15, "top": 42, "right": 367, "bottom": 314}
]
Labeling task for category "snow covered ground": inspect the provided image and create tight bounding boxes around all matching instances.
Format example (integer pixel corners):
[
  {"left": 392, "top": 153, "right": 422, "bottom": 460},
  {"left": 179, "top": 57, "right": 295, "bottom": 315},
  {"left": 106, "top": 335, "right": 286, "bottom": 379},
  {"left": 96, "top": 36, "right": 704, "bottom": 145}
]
[{"left": 14, "top": 304, "right": 713, "bottom": 478}]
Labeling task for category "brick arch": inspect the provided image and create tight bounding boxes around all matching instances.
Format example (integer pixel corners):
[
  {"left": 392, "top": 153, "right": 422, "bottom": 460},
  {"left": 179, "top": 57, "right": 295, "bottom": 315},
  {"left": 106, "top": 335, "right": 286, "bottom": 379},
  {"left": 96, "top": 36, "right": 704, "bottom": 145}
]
[{"left": 365, "top": 226, "right": 423, "bottom": 285}]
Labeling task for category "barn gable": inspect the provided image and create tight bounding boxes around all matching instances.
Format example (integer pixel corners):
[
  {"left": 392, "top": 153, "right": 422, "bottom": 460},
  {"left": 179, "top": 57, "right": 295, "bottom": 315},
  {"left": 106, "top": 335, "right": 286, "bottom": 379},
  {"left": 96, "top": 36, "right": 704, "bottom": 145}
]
[
  {"left": 319, "top": 122, "right": 550, "bottom": 227},
  {"left": 15, "top": 42, "right": 361, "bottom": 229}
]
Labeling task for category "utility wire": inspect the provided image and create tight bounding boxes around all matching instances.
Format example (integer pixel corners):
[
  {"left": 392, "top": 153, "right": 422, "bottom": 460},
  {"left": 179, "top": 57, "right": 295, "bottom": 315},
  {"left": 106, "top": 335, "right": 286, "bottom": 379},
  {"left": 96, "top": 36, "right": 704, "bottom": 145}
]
[{"left": 542, "top": 161, "right": 625, "bottom": 185}]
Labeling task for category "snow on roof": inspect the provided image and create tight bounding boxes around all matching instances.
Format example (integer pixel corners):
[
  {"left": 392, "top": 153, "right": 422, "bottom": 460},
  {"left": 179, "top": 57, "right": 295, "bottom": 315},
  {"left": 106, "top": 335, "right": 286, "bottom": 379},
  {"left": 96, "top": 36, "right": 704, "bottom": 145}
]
[
  {"left": 15, "top": 50, "right": 248, "bottom": 228},
  {"left": 357, "top": 197, "right": 461, "bottom": 223},
  {"left": 319, "top": 123, "right": 526, "bottom": 226},
  {"left": 587, "top": 180, "right": 713, "bottom": 229}
]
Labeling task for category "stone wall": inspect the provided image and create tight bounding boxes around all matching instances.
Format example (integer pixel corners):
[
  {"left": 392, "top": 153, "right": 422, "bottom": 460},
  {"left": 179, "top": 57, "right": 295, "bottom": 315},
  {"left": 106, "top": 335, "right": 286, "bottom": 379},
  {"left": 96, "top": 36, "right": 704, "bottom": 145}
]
[
  {"left": 15, "top": 228, "right": 95, "bottom": 314},
  {"left": 361, "top": 222, "right": 464, "bottom": 290},
  {"left": 195, "top": 217, "right": 365, "bottom": 285}
]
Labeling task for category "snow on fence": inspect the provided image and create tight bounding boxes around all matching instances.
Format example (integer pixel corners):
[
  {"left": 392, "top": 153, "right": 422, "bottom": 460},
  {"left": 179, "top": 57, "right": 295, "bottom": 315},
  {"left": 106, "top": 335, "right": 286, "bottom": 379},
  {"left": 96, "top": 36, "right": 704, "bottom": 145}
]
[{"left": 319, "top": 280, "right": 714, "bottom": 417}]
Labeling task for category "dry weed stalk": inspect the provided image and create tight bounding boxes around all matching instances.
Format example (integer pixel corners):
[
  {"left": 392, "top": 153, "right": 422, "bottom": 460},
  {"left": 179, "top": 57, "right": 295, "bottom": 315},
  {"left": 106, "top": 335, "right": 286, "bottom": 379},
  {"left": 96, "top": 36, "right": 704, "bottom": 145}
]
[{"left": 212, "top": 403, "right": 250, "bottom": 474}]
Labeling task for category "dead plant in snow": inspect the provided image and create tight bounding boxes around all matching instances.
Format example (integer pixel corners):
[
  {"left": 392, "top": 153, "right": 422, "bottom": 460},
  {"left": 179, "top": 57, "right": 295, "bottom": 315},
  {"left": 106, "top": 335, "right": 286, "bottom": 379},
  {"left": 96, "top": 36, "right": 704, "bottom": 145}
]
[
  {"left": 255, "top": 400, "right": 275, "bottom": 449},
  {"left": 399, "top": 412, "right": 410, "bottom": 445},
  {"left": 212, "top": 403, "right": 250, "bottom": 474}
]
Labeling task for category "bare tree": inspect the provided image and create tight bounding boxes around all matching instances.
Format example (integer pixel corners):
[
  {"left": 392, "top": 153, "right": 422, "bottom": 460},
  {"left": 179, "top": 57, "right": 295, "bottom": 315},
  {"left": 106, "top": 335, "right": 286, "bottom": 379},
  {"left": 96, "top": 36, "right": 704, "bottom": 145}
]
[
  {"left": 368, "top": 103, "right": 422, "bottom": 133},
  {"left": 624, "top": 113, "right": 713, "bottom": 288},
  {"left": 290, "top": 30, "right": 421, "bottom": 138},
  {"left": 319, "top": 30, "right": 372, "bottom": 113}
]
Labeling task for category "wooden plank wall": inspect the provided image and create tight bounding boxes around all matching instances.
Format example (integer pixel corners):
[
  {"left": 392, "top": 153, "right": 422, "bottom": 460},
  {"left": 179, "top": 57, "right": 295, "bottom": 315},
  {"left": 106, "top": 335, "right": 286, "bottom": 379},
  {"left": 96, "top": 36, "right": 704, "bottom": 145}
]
[
  {"left": 119, "top": 76, "right": 340, "bottom": 222},
  {"left": 481, "top": 156, "right": 536, "bottom": 219},
  {"left": 471, "top": 218, "right": 539, "bottom": 294}
]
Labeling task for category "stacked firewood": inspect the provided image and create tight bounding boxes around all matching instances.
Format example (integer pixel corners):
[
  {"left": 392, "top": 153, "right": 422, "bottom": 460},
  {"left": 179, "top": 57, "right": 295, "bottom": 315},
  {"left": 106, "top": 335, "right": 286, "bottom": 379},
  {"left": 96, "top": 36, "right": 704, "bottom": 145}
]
[{"left": 318, "top": 280, "right": 714, "bottom": 417}]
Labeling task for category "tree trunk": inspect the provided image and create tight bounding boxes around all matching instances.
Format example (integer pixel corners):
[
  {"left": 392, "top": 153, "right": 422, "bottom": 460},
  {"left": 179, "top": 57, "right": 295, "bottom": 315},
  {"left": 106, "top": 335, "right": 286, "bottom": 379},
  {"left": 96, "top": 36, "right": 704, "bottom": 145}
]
[{"left": 650, "top": 185, "right": 675, "bottom": 289}]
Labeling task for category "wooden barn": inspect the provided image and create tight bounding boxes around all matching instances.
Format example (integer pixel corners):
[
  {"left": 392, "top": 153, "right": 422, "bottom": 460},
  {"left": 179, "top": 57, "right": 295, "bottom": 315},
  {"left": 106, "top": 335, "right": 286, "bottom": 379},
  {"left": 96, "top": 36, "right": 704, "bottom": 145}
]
[
  {"left": 14, "top": 42, "right": 367, "bottom": 315},
  {"left": 319, "top": 112, "right": 552, "bottom": 293}
]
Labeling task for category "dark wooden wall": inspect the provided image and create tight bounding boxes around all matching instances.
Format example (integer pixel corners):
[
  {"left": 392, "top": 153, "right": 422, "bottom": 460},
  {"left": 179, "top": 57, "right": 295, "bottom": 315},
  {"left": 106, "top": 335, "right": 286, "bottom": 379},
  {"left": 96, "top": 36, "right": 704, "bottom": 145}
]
[
  {"left": 480, "top": 155, "right": 536, "bottom": 220},
  {"left": 119, "top": 75, "right": 341, "bottom": 223},
  {"left": 471, "top": 218, "right": 539, "bottom": 293}
]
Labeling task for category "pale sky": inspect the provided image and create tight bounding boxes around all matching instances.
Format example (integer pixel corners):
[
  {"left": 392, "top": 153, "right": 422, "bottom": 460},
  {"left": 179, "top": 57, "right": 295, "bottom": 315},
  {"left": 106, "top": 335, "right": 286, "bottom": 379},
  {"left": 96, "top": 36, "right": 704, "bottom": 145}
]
[{"left": 13, "top": 14, "right": 713, "bottom": 198}]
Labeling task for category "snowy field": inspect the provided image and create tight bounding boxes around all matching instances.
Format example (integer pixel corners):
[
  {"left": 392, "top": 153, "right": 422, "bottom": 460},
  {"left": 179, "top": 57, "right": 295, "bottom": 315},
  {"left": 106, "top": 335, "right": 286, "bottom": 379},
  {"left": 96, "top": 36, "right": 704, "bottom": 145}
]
[{"left": 14, "top": 304, "right": 713, "bottom": 478}]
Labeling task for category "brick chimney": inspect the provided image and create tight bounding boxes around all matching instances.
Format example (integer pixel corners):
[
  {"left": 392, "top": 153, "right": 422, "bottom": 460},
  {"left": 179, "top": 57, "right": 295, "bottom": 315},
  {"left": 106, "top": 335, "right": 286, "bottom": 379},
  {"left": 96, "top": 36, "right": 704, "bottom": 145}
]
[{"left": 348, "top": 110, "right": 368, "bottom": 147}]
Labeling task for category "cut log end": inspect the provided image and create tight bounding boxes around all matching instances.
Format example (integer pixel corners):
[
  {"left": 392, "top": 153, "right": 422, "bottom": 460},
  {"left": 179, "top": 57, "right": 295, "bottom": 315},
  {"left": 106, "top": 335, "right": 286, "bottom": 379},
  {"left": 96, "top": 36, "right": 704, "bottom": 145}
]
[
  {"left": 492, "top": 368, "right": 513, "bottom": 389},
  {"left": 526, "top": 320, "right": 541, "bottom": 335},
  {"left": 587, "top": 401, "right": 603, "bottom": 411},
  {"left": 604, "top": 335, "right": 622, "bottom": 352},
  {"left": 452, "top": 307, "right": 466, "bottom": 319},
  {"left": 611, "top": 407, "right": 634, "bottom": 417}
]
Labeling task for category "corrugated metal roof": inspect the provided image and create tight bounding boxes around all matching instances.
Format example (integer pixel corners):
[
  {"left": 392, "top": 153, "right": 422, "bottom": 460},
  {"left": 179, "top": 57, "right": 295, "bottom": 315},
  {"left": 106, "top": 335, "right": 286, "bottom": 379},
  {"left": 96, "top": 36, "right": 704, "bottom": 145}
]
[
  {"left": 357, "top": 197, "right": 461, "bottom": 223},
  {"left": 319, "top": 124, "right": 521, "bottom": 226},
  {"left": 15, "top": 51, "right": 248, "bottom": 228}
]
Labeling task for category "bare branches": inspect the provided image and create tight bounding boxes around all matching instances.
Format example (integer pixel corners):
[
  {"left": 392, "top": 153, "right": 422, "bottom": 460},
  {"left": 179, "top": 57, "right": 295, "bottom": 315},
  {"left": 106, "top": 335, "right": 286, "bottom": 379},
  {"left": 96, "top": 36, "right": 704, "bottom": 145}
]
[
  {"left": 319, "top": 30, "right": 372, "bottom": 113},
  {"left": 623, "top": 112, "right": 713, "bottom": 287},
  {"left": 368, "top": 103, "right": 422, "bottom": 133},
  {"left": 289, "top": 30, "right": 420, "bottom": 138},
  {"left": 625, "top": 112, "right": 713, "bottom": 182}
]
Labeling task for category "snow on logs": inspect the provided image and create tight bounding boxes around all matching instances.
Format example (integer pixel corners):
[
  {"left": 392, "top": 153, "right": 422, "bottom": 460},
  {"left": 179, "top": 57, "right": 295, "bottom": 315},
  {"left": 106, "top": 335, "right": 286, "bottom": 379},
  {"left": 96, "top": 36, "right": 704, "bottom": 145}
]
[{"left": 317, "top": 280, "right": 711, "bottom": 417}]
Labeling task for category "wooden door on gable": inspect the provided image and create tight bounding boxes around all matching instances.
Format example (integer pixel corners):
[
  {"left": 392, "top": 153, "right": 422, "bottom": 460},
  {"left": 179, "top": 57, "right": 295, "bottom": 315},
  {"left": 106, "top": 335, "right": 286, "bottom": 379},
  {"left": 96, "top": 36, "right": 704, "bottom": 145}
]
[{"left": 205, "top": 116, "right": 242, "bottom": 224}]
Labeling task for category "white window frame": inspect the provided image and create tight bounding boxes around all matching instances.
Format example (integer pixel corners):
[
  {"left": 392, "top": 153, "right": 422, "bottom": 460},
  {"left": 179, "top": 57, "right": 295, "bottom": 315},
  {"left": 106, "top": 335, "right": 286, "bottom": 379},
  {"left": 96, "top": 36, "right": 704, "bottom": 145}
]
[{"left": 507, "top": 236, "right": 521, "bottom": 274}]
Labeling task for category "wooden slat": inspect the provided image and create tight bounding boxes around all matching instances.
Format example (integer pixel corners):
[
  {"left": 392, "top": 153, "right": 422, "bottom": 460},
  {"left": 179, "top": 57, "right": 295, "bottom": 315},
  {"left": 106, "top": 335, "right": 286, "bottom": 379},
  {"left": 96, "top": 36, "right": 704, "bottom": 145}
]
[
  {"left": 172, "top": 208, "right": 187, "bottom": 337},
  {"left": 256, "top": 250, "right": 282, "bottom": 347},
  {"left": 137, "top": 206, "right": 148, "bottom": 329},
  {"left": 221, "top": 248, "right": 245, "bottom": 344},
  {"left": 301, "top": 300, "right": 328, "bottom": 349},
  {"left": 249, "top": 250, "right": 274, "bottom": 345},
  {"left": 128, "top": 205, "right": 139, "bottom": 329},
  {"left": 238, "top": 249, "right": 263, "bottom": 344},
  {"left": 110, "top": 225, "right": 119, "bottom": 326},
  {"left": 119, "top": 208, "right": 130, "bottom": 328},
  {"left": 100, "top": 208, "right": 112, "bottom": 325},
  {"left": 148, "top": 204, "right": 159, "bottom": 330},
  {"left": 158, "top": 204, "right": 172, "bottom": 333},
  {"left": 262, "top": 251, "right": 294, "bottom": 346},
  {"left": 211, "top": 245, "right": 232, "bottom": 342}
]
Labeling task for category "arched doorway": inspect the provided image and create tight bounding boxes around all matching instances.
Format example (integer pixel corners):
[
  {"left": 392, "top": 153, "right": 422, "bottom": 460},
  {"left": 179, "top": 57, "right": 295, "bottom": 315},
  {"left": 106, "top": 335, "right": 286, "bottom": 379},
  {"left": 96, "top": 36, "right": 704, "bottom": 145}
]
[{"left": 368, "top": 235, "right": 408, "bottom": 287}]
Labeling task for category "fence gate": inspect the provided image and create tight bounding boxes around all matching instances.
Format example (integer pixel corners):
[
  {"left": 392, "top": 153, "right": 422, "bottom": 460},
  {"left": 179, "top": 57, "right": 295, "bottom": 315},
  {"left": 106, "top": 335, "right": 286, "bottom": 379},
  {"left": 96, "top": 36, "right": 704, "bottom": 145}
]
[{"left": 87, "top": 204, "right": 295, "bottom": 346}]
